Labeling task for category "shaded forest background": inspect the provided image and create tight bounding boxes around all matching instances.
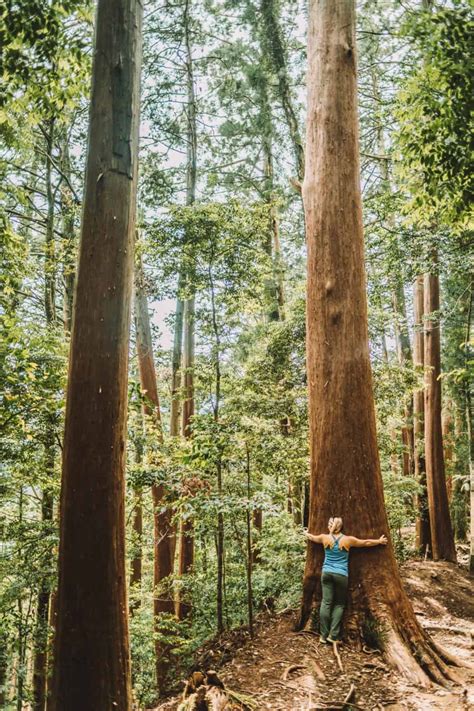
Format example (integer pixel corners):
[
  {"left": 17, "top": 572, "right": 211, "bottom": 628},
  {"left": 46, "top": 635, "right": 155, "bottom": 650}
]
[{"left": 0, "top": 0, "right": 472, "bottom": 708}]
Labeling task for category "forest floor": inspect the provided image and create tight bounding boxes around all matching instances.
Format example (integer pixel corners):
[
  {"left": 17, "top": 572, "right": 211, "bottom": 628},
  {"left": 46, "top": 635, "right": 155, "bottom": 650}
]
[{"left": 153, "top": 552, "right": 473, "bottom": 711}]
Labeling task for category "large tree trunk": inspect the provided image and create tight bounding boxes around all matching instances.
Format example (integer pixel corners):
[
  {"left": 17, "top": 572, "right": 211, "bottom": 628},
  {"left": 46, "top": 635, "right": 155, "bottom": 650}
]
[
  {"left": 298, "top": 0, "right": 459, "bottom": 686},
  {"left": 423, "top": 268, "right": 456, "bottom": 562},
  {"left": 413, "top": 276, "right": 431, "bottom": 553},
  {"left": 48, "top": 0, "right": 142, "bottom": 707}
]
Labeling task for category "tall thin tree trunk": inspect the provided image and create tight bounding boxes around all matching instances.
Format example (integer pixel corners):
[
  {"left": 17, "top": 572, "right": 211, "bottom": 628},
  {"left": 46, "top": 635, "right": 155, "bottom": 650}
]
[
  {"left": 245, "top": 445, "right": 254, "bottom": 637},
  {"left": 134, "top": 256, "right": 175, "bottom": 694},
  {"left": 48, "top": 0, "right": 142, "bottom": 706},
  {"left": 208, "top": 263, "right": 224, "bottom": 634},
  {"left": 260, "top": 0, "right": 304, "bottom": 183},
  {"left": 32, "top": 490, "right": 53, "bottom": 711},
  {"left": 0, "top": 629, "right": 7, "bottom": 709},
  {"left": 465, "top": 286, "right": 474, "bottom": 572},
  {"left": 423, "top": 266, "right": 456, "bottom": 562},
  {"left": 299, "top": 0, "right": 458, "bottom": 685},
  {"left": 170, "top": 279, "right": 185, "bottom": 438},
  {"left": 32, "top": 122, "right": 57, "bottom": 711},
  {"left": 60, "top": 137, "right": 76, "bottom": 334},
  {"left": 413, "top": 276, "right": 431, "bottom": 553},
  {"left": 44, "top": 119, "right": 56, "bottom": 325},
  {"left": 176, "top": 292, "right": 196, "bottom": 621},
  {"left": 129, "top": 430, "right": 144, "bottom": 614},
  {"left": 373, "top": 71, "right": 414, "bottom": 478},
  {"left": 176, "top": 0, "right": 197, "bottom": 621},
  {"left": 260, "top": 81, "right": 284, "bottom": 322},
  {"left": 442, "top": 405, "right": 454, "bottom": 502}
]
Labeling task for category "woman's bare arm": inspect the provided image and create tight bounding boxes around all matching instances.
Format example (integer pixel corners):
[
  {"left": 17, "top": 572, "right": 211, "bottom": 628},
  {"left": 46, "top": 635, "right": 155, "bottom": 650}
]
[
  {"left": 344, "top": 534, "right": 388, "bottom": 548},
  {"left": 304, "top": 531, "right": 326, "bottom": 544}
]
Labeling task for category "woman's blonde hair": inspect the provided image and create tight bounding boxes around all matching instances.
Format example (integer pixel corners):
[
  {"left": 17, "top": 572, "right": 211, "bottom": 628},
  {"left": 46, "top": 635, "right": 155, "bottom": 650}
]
[{"left": 328, "top": 517, "right": 343, "bottom": 534}]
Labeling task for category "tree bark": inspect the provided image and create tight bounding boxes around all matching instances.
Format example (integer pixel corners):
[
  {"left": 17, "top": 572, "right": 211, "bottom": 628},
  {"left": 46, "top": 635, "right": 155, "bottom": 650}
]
[
  {"left": 413, "top": 276, "right": 431, "bottom": 553},
  {"left": 423, "top": 268, "right": 456, "bottom": 562},
  {"left": 298, "top": 0, "right": 458, "bottom": 686},
  {"left": 48, "top": 0, "right": 142, "bottom": 706}
]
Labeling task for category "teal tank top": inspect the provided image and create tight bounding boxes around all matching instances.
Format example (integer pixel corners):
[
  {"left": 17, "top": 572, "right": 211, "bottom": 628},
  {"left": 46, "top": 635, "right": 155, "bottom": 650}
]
[{"left": 322, "top": 535, "right": 349, "bottom": 577}]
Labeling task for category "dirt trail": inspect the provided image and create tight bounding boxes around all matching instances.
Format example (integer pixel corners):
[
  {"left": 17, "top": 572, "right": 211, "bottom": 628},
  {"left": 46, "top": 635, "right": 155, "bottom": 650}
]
[{"left": 154, "top": 559, "right": 473, "bottom": 710}]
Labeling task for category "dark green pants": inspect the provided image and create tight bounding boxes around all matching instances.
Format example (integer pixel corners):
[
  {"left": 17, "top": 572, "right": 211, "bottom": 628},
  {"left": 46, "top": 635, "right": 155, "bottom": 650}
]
[{"left": 320, "top": 571, "right": 348, "bottom": 641}]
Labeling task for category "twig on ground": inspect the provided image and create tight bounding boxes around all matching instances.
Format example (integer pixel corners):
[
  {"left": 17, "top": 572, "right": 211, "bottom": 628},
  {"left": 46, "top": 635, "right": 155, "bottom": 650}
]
[
  {"left": 344, "top": 684, "right": 356, "bottom": 704},
  {"left": 332, "top": 641, "right": 344, "bottom": 673},
  {"left": 362, "top": 645, "right": 381, "bottom": 655},
  {"left": 282, "top": 663, "right": 306, "bottom": 680}
]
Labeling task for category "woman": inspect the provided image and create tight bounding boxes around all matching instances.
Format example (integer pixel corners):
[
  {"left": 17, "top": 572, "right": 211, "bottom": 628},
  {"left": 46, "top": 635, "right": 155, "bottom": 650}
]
[{"left": 304, "top": 517, "right": 387, "bottom": 643}]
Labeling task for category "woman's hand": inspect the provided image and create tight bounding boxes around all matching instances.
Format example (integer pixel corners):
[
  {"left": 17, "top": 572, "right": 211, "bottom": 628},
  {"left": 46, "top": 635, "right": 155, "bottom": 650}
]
[
  {"left": 379, "top": 535, "right": 388, "bottom": 545},
  {"left": 303, "top": 530, "right": 324, "bottom": 544}
]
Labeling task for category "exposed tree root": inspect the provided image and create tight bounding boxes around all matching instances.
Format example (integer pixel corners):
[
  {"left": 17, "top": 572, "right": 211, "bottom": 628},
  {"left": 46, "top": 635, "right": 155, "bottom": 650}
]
[
  {"left": 297, "top": 574, "right": 466, "bottom": 689},
  {"left": 384, "top": 625, "right": 463, "bottom": 687},
  {"left": 421, "top": 623, "right": 474, "bottom": 636}
]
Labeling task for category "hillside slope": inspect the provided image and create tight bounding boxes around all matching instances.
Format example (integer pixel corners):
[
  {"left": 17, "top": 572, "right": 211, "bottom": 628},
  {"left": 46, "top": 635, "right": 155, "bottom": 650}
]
[{"left": 154, "top": 559, "right": 473, "bottom": 710}]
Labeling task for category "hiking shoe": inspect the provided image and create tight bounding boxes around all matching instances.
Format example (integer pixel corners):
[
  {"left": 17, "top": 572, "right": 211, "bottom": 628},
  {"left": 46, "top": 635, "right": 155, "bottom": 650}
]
[
  {"left": 319, "top": 636, "right": 328, "bottom": 644},
  {"left": 327, "top": 637, "right": 339, "bottom": 644}
]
